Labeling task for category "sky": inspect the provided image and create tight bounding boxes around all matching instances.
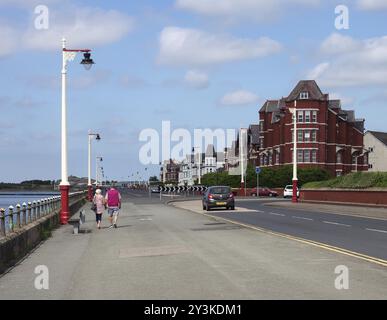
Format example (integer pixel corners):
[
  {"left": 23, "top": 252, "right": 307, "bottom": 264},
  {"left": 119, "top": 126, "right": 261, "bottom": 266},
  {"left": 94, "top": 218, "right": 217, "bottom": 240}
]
[{"left": 0, "top": 0, "right": 387, "bottom": 182}]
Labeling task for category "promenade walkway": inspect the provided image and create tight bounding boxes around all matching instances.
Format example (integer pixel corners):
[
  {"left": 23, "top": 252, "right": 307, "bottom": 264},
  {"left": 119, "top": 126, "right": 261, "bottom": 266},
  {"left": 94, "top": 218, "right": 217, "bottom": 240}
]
[{"left": 1, "top": 193, "right": 387, "bottom": 299}]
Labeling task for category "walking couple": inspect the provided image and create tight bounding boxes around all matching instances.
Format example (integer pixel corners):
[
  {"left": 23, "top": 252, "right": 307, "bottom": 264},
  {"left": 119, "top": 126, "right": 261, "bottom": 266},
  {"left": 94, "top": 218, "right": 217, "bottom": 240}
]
[{"left": 93, "top": 187, "right": 122, "bottom": 229}]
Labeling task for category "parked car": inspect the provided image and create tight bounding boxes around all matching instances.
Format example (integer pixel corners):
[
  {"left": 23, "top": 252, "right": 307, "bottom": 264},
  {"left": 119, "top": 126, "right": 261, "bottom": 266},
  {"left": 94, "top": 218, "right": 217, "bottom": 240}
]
[
  {"left": 283, "top": 185, "right": 300, "bottom": 198},
  {"left": 150, "top": 186, "right": 160, "bottom": 193},
  {"left": 250, "top": 187, "right": 278, "bottom": 197},
  {"left": 202, "top": 186, "right": 235, "bottom": 211}
]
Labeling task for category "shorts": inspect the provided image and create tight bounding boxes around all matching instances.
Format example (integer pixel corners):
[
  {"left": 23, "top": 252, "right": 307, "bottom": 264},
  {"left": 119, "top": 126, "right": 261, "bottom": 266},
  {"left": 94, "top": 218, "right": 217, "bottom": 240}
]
[
  {"left": 108, "top": 207, "right": 119, "bottom": 217},
  {"left": 96, "top": 213, "right": 102, "bottom": 222}
]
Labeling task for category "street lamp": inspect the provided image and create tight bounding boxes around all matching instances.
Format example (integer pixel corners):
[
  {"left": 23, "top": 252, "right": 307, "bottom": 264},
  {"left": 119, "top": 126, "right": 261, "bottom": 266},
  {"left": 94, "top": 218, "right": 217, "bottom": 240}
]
[
  {"left": 60, "top": 38, "right": 95, "bottom": 224},
  {"left": 88, "top": 131, "right": 101, "bottom": 201},
  {"left": 192, "top": 147, "right": 202, "bottom": 185},
  {"left": 289, "top": 101, "right": 298, "bottom": 203},
  {"left": 96, "top": 156, "right": 103, "bottom": 187}
]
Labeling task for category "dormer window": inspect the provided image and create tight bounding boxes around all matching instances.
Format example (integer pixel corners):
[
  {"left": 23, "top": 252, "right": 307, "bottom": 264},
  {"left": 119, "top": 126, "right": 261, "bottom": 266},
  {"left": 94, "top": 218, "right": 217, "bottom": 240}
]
[{"left": 300, "top": 92, "right": 309, "bottom": 99}]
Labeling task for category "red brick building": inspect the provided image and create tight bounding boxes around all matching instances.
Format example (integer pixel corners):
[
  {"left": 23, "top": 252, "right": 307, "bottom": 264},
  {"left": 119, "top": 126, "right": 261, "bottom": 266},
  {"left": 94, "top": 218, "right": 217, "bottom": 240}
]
[{"left": 257, "top": 80, "right": 367, "bottom": 176}]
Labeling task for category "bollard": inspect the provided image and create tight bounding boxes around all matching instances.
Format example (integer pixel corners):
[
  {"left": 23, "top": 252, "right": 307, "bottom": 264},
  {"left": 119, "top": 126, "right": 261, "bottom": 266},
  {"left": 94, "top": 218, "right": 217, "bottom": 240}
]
[
  {"left": 22, "top": 202, "right": 27, "bottom": 226},
  {"left": 32, "top": 201, "right": 40, "bottom": 220},
  {"left": 8, "top": 206, "right": 14, "bottom": 232},
  {"left": 36, "top": 200, "right": 41, "bottom": 218},
  {"left": 45, "top": 198, "right": 49, "bottom": 214},
  {"left": 15, "top": 204, "right": 21, "bottom": 229},
  {"left": 40, "top": 199, "right": 45, "bottom": 216},
  {"left": 27, "top": 202, "right": 32, "bottom": 222},
  {"left": 0, "top": 208, "right": 5, "bottom": 236}
]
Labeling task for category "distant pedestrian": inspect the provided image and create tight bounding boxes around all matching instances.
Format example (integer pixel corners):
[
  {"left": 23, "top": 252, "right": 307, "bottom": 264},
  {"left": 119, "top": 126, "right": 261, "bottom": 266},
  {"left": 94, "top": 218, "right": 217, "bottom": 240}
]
[
  {"left": 105, "top": 186, "right": 122, "bottom": 228},
  {"left": 93, "top": 189, "right": 105, "bottom": 229}
]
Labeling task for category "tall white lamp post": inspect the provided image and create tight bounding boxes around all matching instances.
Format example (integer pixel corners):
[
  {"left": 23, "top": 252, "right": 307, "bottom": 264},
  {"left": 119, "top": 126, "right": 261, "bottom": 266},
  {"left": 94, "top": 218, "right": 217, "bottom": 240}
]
[
  {"left": 88, "top": 131, "right": 100, "bottom": 201},
  {"left": 289, "top": 101, "right": 298, "bottom": 203},
  {"left": 96, "top": 156, "right": 103, "bottom": 187},
  {"left": 60, "top": 38, "right": 94, "bottom": 224}
]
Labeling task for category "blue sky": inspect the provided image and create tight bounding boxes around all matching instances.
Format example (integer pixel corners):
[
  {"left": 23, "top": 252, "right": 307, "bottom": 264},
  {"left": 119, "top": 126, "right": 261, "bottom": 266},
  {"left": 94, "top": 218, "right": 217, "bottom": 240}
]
[{"left": 1, "top": 0, "right": 387, "bottom": 182}]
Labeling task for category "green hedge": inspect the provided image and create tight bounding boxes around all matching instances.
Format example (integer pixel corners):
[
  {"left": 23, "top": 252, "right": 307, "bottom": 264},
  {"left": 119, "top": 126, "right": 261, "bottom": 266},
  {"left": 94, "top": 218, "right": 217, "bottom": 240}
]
[
  {"left": 303, "top": 172, "right": 387, "bottom": 189},
  {"left": 201, "top": 165, "right": 332, "bottom": 188}
]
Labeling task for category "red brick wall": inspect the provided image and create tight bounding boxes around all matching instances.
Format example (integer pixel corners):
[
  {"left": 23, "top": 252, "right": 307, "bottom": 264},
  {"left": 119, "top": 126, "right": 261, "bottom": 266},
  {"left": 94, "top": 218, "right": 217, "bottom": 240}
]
[{"left": 301, "top": 189, "right": 387, "bottom": 206}]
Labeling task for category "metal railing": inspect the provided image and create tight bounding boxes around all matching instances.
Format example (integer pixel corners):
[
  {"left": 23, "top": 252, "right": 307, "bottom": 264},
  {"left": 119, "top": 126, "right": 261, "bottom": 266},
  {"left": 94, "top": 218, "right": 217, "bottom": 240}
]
[{"left": 0, "top": 191, "right": 86, "bottom": 238}]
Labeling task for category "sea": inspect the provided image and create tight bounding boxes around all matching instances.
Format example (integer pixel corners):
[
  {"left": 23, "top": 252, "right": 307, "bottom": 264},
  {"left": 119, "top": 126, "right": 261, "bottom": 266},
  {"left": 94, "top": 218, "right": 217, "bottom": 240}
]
[{"left": 0, "top": 191, "right": 60, "bottom": 209}]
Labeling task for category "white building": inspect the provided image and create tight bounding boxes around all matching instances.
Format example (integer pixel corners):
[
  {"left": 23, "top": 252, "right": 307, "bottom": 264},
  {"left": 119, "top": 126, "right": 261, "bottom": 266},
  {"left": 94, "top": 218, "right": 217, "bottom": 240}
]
[
  {"left": 364, "top": 131, "right": 387, "bottom": 172},
  {"left": 178, "top": 146, "right": 226, "bottom": 186}
]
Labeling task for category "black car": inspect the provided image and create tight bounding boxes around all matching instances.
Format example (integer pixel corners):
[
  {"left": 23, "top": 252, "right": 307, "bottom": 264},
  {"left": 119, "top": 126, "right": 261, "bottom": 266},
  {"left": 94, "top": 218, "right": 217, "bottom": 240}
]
[{"left": 202, "top": 186, "right": 235, "bottom": 211}]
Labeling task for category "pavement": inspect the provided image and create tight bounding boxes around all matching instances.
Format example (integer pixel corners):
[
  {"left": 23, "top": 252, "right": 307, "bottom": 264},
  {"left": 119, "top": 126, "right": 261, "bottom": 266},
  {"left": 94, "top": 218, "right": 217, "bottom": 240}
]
[{"left": 1, "top": 190, "right": 387, "bottom": 299}]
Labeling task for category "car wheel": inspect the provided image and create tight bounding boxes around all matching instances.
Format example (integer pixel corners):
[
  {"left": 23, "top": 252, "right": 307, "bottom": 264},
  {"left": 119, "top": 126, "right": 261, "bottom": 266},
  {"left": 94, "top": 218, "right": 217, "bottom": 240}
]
[
  {"left": 231, "top": 206, "right": 235, "bottom": 210},
  {"left": 269, "top": 193, "right": 273, "bottom": 197},
  {"left": 251, "top": 193, "right": 256, "bottom": 197}
]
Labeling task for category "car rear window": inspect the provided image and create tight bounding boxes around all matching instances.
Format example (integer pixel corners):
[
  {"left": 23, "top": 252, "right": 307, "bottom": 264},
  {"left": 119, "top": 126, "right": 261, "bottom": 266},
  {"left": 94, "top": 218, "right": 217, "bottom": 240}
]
[{"left": 210, "top": 187, "right": 230, "bottom": 194}]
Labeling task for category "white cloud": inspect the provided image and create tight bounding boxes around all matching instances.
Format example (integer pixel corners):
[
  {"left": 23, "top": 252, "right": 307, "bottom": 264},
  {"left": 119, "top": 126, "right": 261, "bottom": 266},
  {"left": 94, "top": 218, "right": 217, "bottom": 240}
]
[
  {"left": 0, "top": 5, "right": 134, "bottom": 57},
  {"left": 23, "top": 7, "right": 134, "bottom": 50},
  {"left": 158, "top": 27, "right": 282, "bottom": 66},
  {"left": 220, "top": 90, "right": 259, "bottom": 106},
  {"left": 330, "top": 93, "right": 354, "bottom": 106},
  {"left": 308, "top": 34, "right": 387, "bottom": 87},
  {"left": 175, "top": 0, "right": 320, "bottom": 22},
  {"left": 0, "top": 24, "right": 18, "bottom": 57},
  {"left": 357, "top": 0, "right": 387, "bottom": 10},
  {"left": 184, "top": 70, "right": 209, "bottom": 89},
  {"left": 320, "top": 33, "right": 360, "bottom": 55}
]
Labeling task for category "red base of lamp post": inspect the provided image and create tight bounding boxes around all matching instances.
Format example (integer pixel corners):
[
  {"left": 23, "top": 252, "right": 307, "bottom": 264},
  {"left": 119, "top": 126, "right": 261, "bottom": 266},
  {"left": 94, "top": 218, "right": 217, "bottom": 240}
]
[
  {"left": 88, "top": 185, "right": 93, "bottom": 201},
  {"left": 292, "top": 179, "right": 298, "bottom": 203},
  {"left": 60, "top": 185, "right": 70, "bottom": 224},
  {"left": 240, "top": 182, "right": 245, "bottom": 196}
]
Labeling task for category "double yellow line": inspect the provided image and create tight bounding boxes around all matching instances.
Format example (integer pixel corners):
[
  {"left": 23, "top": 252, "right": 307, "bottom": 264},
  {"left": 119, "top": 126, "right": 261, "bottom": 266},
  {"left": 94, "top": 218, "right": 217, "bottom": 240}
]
[{"left": 191, "top": 207, "right": 387, "bottom": 268}]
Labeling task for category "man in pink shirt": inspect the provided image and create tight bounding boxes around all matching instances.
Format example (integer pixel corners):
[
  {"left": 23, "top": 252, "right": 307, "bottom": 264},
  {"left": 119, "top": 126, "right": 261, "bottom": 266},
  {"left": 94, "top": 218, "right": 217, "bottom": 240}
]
[{"left": 105, "top": 186, "right": 122, "bottom": 228}]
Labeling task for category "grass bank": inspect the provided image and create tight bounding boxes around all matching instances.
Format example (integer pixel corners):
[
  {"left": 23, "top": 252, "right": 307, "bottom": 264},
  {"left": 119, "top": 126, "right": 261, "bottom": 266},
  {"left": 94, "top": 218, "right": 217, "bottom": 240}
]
[{"left": 303, "top": 172, "right": 387, "bottom": 189}]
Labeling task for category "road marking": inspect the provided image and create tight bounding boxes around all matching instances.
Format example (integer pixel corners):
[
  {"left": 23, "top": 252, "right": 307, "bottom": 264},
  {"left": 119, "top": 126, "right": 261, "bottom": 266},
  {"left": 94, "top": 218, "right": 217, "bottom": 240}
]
[
  {"left": 323, "top": 221, "right": 351, "bottom": 227},
  {"left": 171, "top": 202, "right": 387, "bottom": 268},
  {"left": 366, "top": 228, "right": 387, "bottom": 234},
  {"left": 269, "top": 212, "right": 285, "bottom": 217},
  {"left": 292, "top": 216, "right": 313, "bottom": 221}
]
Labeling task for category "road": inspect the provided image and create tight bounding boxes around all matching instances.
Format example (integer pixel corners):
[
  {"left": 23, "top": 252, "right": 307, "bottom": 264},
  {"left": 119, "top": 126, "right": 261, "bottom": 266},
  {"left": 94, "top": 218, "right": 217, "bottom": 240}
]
[
  {"left": 0, "top": 189, "right": 387, "bottom": 299},
  {"left": 191, "top": 197, "right": 387, "bottom": 262}
]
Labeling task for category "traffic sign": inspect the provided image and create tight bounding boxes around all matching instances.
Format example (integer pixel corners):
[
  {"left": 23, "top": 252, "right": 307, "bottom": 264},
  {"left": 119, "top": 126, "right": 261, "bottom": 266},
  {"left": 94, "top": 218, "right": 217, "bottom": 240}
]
[{"left": 255, "top": 167, "right": 261, "bottom": 174}]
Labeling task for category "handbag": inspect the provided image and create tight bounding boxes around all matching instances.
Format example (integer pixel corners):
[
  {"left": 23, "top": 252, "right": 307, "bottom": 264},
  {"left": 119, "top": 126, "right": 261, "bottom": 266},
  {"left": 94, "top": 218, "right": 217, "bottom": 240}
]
[{"left": 91, "top": 203, "right": 97, "bottom": 212}]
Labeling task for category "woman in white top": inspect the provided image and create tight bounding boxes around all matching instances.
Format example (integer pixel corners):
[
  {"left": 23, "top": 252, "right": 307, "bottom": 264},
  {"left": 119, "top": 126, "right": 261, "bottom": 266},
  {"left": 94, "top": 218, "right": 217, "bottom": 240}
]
[{"left": 93, "top": 189, "right": 105, "bottom": 229}]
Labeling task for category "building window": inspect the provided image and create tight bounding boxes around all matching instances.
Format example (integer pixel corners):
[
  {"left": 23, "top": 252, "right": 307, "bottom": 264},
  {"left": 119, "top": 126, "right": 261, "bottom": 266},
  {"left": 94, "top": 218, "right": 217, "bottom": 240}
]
[
  {"left": 297, "top": 150, "right": 303, "bottom": 163},
  {"left": 260, "top": 137, "right": 264, "bottom": 148},
  {"left": 260, "top": 121, "right": 264, "bottom": 132},
  {"left": 305, "top": 111, "right": 311, "bottom": 123},
  {"left": 300, "top": 92, "right": 309, "bottom": 99},
  {"left": 268, "top": 153, "right": 272, "bottom": 165},
  {"left": 311, "top": 150, "right": 317, "bottom": 163},
  {"left": 297, "top": 111, "right": 303, "bottom": 123},
  {"left": 260, "top": 155, "right": 264, "bottom": 166},
  {"left": 304, "top": 150, "right": 310, "bottom": 163},
  {"left": 336, "top": 171, "right": 342, "bottom": 177},
  {"left": 311, "top": 130, "right": 317, "bottom": 142},
  {"left": 275, "top": 152, "right": 280, "bottom": 164},
  {"left": 337, "top": 152, "right": 342, "bottom": 164},
  {"left": 297, "top": 130, "right": 303, "bottom": 142},
  {"left": 304, "top": 130, "right": 310, "bottom": 142},
  {"left": 352, "top": 155, "right": 357, "bottom": 165},
  {"left": 368, "top": 164, "right": 373, "bottom": 169},
  {"left": 312, "top": 111, "right": 317, "bottom": 123}
]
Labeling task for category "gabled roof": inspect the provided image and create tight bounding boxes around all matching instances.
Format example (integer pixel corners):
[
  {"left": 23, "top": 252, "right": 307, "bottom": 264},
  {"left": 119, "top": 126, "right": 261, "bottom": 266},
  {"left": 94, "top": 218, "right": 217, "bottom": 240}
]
[
  {"left": 368, "top": 131, "right": 387, "bottom": 146},
  {"left": 329, "top": 100, "right": 341, "bottom": 109},
  {"left": 205, "top": 144, "right": 216, "bottom": 157},
  {"left": 286, "top": 80, "right": 326, "bottom": 101},
  {"left": 259, "top": 98, "right": 286, "bottom": 113}
]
